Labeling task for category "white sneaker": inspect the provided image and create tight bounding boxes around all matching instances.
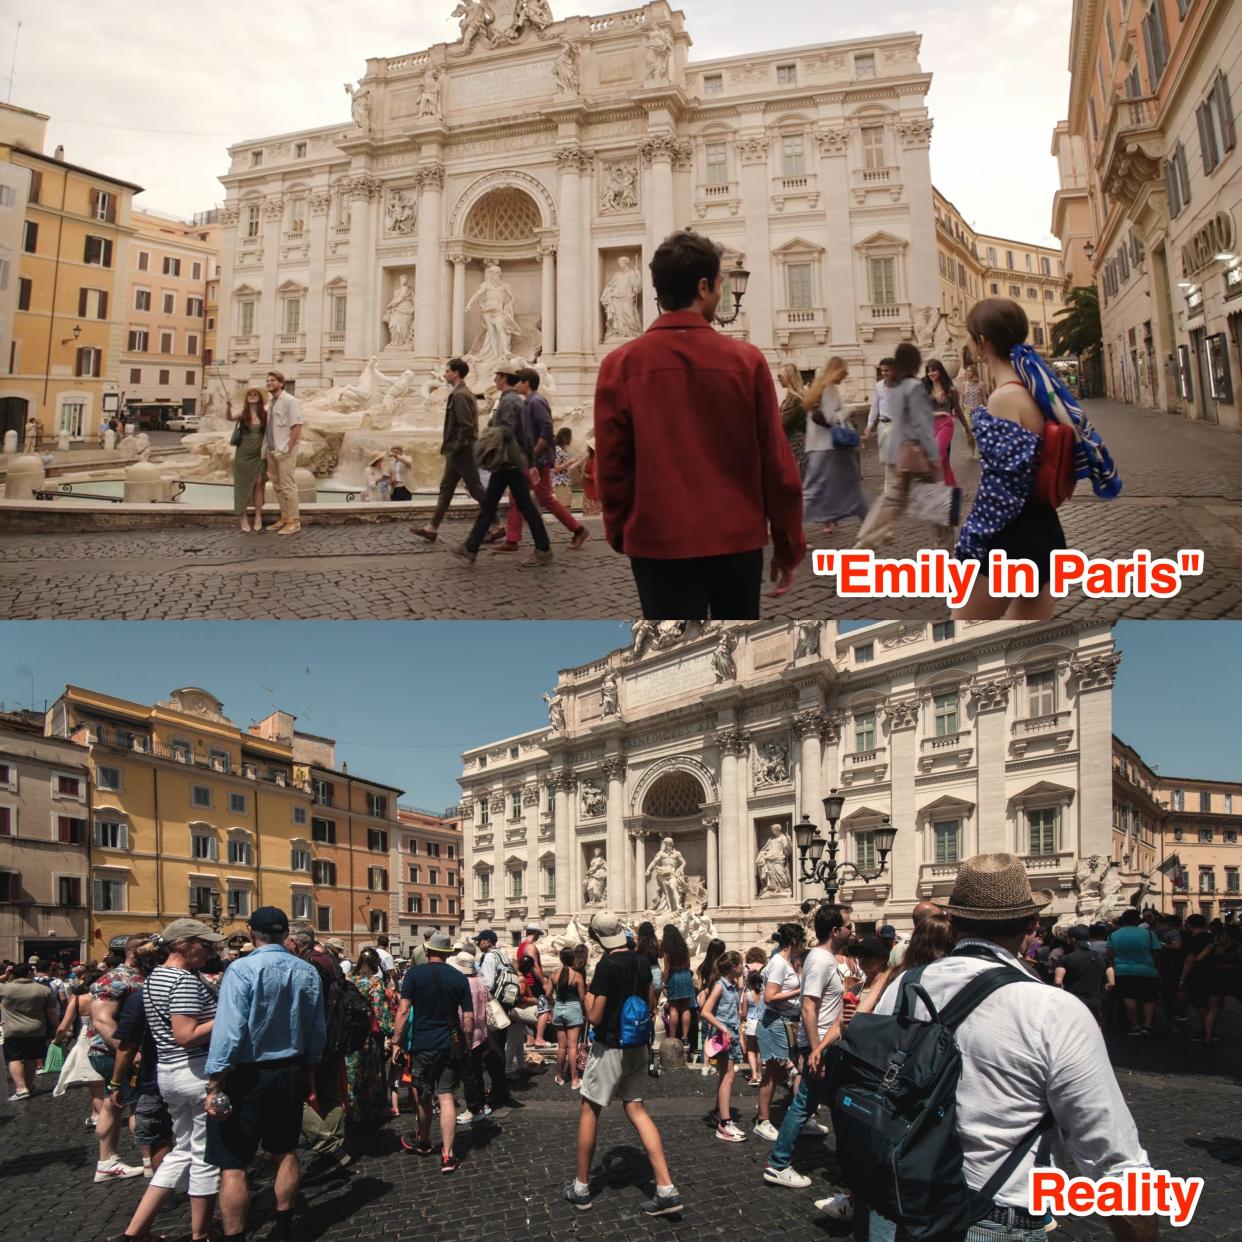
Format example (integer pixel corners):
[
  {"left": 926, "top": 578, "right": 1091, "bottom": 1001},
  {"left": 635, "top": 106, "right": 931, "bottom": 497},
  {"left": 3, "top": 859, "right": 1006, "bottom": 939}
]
[
  {"left": 763, "top": 1164, "right": 812, "bottom": 1189},
  {"left": 94, "top": 1159, "right": 144, "bottom": 1183},
  {"left": 753, "top": 1119, "right": 780, "bottom": 1141},
  {"left": 716, "top": 1120, "right": 747, "bottom": 1143},
  {"left": 815, "top": 1194, "right": 855, "bottom": 1220},
  {"left": 802, "top": 1117, "right": 830, "bottom": 1136}
]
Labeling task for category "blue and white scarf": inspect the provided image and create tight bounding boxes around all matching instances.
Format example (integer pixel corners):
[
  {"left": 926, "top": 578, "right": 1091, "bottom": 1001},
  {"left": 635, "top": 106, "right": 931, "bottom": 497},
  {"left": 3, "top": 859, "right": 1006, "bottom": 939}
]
[{"left": 1011, "top": 344, "right": 1122, "bottom": 499}]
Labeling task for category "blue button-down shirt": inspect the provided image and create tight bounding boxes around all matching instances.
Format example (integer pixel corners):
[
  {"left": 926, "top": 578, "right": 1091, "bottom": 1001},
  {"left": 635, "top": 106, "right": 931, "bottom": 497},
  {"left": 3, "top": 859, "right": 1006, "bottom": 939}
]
[{"left": 205, "top": 944, "right": 325, "bottom": 1074}]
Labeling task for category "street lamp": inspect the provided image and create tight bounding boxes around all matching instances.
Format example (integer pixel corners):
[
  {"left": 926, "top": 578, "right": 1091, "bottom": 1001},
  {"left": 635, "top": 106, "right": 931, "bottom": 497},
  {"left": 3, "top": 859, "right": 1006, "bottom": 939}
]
[
  {"left": 794, "top": 789, "right": 896, "bottom": 906},
  {"left": 190, "top": 891, "right": 223, "bottom": 932},
  {"left": 715, "top": 256, "right": 751, "bottom": 326}
]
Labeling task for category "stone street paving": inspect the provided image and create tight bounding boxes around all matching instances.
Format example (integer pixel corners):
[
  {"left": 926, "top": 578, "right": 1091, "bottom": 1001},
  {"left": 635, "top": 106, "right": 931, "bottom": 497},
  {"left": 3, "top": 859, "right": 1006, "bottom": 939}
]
[
  {"left": 2, "top": 399, "right": 1241, "bottom": 620},
  {"left": 3, "top": 1026, "right": 1242, "bottom": 1242}
]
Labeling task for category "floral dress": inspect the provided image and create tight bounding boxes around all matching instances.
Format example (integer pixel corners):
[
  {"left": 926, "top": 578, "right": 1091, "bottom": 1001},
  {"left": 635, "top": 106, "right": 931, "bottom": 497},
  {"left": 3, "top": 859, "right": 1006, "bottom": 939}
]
[{"left": 345, "top": 973, "right": 396, "bottom": 1123}]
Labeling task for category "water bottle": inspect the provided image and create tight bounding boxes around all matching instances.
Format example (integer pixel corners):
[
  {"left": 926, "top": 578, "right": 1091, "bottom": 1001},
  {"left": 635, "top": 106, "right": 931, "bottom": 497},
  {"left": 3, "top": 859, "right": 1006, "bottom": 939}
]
[{"left": 209, "top": 1090, "right": 233, "bottom": 1119}]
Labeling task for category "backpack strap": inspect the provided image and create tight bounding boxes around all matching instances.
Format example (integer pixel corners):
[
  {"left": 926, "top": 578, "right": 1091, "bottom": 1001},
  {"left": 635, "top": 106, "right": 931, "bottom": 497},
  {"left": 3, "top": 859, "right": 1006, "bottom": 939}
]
[
  {"left": 894, "top": 964, "right": 940, "bottom": 1024},
  {"left": 973, "top": 1110, "right": 1056, "bottom": 1209},
  {"left": 936, "top": 964, "right": 1037, "bottom": 1033}
]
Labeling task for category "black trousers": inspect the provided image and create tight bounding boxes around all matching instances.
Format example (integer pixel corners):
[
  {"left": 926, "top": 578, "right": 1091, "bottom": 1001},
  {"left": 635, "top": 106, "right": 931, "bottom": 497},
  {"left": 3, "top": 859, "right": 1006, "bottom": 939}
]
[
  {"left": 483, "top": 1030, "right": 511, "bottom": 1106},
  {"left": 629, "top": 548, "right": 765, "bottom": 619},
  {"left": 465, "top": 468, "right": 550, "bottom": 553},
  {"left": 430, "top": 448, "right": 487, "bottom": 527},
  {"left": 462, "top": 1044, "right": 486, "bottom": 1114}
]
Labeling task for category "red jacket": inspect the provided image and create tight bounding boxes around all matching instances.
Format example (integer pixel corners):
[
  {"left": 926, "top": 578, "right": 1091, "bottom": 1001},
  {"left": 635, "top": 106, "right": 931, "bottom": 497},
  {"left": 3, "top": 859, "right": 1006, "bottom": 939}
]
[{"left": 593, "top": 311, "right": 805, "bottom": 567}]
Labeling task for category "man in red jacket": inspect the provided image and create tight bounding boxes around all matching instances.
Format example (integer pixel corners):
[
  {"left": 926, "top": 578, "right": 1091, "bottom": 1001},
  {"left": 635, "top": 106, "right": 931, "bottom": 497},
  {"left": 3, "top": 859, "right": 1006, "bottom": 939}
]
[{"left": 593, "top": 230, "right": 805, "bottom": 619}]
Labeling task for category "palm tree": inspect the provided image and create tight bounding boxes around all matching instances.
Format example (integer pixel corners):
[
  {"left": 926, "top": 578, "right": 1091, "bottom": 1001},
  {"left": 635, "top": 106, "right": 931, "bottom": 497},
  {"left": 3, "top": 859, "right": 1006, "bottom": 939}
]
[{"left": 1051, "top": 286, "right": 1101, "bottom": 359}]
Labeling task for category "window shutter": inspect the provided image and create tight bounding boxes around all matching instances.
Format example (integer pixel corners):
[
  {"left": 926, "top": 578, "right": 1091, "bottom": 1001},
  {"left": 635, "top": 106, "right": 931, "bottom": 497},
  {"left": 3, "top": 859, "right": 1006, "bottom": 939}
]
[
  {"left": 99, "top": 290, "right": 108, "bottom": 319},
  {"left": 29, "top": 169, "right": 42, "bottom": 203},
  {"left": 78, "top": 287, "right": 88, "bottom": 317},
  {"left": 119, "top": 823, "right": 128, "bottom": 850},
  {"left": 1218, "top": 73, "right": 1237, "bottom": 152},
  {"left": 90, "top": 188, "right": 100, "bottom": 219},
  {"left": 1178, "top": 144, "right": 1192, "bottom": 206},
  {"left": 1197, "top": 102, "right": 1217, "bottom": 173},
  {"left": 106, "top": 194, "right": 117, "bottom": 224},
  {"left": 103, "top": 239, "right": 113, "bottom": 268}
]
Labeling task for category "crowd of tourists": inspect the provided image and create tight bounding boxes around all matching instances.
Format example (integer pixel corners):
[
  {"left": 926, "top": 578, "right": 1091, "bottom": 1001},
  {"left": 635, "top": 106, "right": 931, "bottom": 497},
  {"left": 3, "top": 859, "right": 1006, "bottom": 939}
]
[
  {"left": 215, "top": 229, "right": 1120, "bottom": 622},
  {"left": 3, "top": 857, "right": 1208, "bottom": 1238}
]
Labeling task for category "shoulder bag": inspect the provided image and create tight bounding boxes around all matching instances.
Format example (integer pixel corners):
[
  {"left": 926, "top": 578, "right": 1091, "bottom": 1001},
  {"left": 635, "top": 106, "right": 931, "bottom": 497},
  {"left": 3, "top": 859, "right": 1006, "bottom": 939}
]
[
  {"left": 229, "top": 420, "right": 243, "bottom": 448},
  {"left": 54, "top": 1024, "right": 101, "bottom": 1096}
]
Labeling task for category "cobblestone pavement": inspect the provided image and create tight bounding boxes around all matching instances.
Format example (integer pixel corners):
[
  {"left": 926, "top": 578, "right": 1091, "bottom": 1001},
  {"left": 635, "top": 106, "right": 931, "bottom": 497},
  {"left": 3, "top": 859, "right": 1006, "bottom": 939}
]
[
  {"left": 1, "top": 399, "right": 1240, "bottom": 620},
  {"left": 2, "top": 1023, "right": 1241, "bottom": 1242}
]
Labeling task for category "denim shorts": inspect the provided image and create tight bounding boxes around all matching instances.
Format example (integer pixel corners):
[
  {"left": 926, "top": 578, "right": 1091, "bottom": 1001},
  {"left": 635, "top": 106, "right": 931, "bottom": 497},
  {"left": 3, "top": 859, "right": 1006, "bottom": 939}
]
[
  {"left": 757, "top": 1008, "right": 793, "bottom": 1064},
  {"left": 552, "top": 1000, "right": 585, "bottom": 1028},
  {"left": 665, "top": 969, "right": 694, "bottom": 1002},
  {"left": 133, "top": 1090, "right": 173, "bottom": 1147}
]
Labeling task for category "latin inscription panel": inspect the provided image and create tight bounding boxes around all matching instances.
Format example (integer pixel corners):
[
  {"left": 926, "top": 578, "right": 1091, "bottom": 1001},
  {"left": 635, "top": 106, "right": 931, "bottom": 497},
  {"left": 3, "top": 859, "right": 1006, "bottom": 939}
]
[{"left": 626, "top": 653, "right": 713, "bottom": 707}]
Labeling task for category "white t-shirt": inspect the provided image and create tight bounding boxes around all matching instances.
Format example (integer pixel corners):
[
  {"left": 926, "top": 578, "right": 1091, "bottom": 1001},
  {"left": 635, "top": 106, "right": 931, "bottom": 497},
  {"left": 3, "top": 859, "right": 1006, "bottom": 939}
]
[
  {"left": 377, "top": 949, "right": 395, "bottom": 976},
  {"left": 761, "top": 954, "right": 801, "bottom": 1016},
  {"left": 798, "top": 946, "right": 843, "bottom": 1047}
]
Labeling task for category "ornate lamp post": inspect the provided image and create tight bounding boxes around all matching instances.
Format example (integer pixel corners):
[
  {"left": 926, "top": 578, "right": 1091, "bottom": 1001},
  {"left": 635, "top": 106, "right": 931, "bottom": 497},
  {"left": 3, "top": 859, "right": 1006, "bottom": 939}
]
[
  {"left": 714, "top": 257, "right": 751, "bottom": 326},
  {"left": 794, "top": 790, "right": 897, "bottom": 906},
  {"left": 190, "top": 891, "right": 223, "bottom": 933}
]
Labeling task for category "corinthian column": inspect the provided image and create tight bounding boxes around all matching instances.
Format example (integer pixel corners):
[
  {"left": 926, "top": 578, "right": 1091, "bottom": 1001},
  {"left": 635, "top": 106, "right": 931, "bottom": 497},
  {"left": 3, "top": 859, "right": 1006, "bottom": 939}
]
[
  {"left": 604, "top": 757, "right": 626, "bottom": 912},
  {"left": 555, "top": 145, "right": 590, "bottom": 356},
  {"left": 343, "top": 174, "right": 381, "bottom": 361},
  {"left": 413, "top": 163, "right": 445, "bottom": 360},
  {"left": 716, "top": 729, "right": 748, "bottom": 906},
  {"left": 553, "top": 775, "right": 571, "bottom": 922},
  {"left": 448, "top": 250, "right": 467, "bottom": 357},
  {"left": 632, "top": 830, "right": 646, "bottom": 911},
  {"left": 704, "top": 815, "right": 719, "bottom": 906},
  {"left": 539, "top": 239, "right": 557, "bottom": 356}
]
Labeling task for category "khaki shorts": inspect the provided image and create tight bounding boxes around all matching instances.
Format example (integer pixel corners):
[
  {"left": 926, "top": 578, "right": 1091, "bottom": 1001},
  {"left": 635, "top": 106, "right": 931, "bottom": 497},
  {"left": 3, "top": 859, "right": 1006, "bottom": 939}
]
[{"left": 579, "top": 1043, "right": 647, "bottom": 1107}]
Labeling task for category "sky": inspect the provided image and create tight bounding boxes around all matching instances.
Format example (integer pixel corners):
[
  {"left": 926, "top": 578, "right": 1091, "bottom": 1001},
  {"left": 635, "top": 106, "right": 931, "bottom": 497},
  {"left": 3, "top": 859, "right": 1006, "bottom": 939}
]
[
  {"left": 1, "top": 621, "right": 1238, "bottom": 810},
  {"left": 1, "top": 0, "right": 1070, "bottom": 244}
]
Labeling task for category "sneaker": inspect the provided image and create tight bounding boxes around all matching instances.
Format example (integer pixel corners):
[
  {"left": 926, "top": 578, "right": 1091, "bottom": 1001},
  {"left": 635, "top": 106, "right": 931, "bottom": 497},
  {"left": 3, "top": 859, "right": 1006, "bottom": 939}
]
[
  {"left": 564, "top": 1182, "right": 593, "bottom": 1212},
  {"left": 763, "top": 1165, "right": 812, "bottom": 1189},
  {"left": 10, "top": 1089, "right": 29, "bottom": 1100},
  {"left": 450, "top": 543, "right": 477, "bottom": 564},
  {"left": 399, "top": 1134, "right": 435, "bottom": 1156},
  {"left": 802, "top": 1117, "right": 830, "bottom": 1136},
  {"left": 94, "top": 1158, "right": 145, "bottom": 1183},
  {"left": 753, "top": 1119, "right": 780, "bottom": 1141},
  {"left": 641, "top": 1188, "right": 683, "bottom": 1217},
  {"left": 519, "top": 549, "right": 553, "bottom": 568},
  {"left": 716, "top": 1120, "right": 747, "bottom": 1143},
  {"left": 815, "top": 1193, "right": 855, "bottom": 1221},
  {"left": 490, "top": 542, "right": 521, "bottom": 554},
  {"left": 440, "top": 1153, "right": 460, "bottom": 1175},
  {"left": 570, "top": 527, "right": 590, "bottom": 550}
]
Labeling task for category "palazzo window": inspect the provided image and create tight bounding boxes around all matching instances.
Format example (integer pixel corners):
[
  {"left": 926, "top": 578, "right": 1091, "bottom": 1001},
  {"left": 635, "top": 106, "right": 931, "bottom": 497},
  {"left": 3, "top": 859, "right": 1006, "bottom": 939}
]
[
  {"left": 93, "top": 877, "right": 125, "bottom": 911},
  {"left": 786, "top": 262, "right": 813, "bottom": 310},
  {"left": 192, "top": 833, "right": 218, "bottom": 861},
  {"left": 933, "top": 819, "right": 961, "bottom": 864},
  {"left": 227, "top": 886, "right": 251, "bottom": 917},
  {"left": 312, "top": 859, "right": 336, "bottom": 885},
  {"left": 332, "top": 295, "right": 348, "bottom": 333},
  {"left": 407, "top": 894, "right": 422, "bottom": 914},
  {"left": 367, "top": 867, "right": 389, "bottom": 892},
  {"left": 291, "top": 847, "right": 310, "bottom": 872},
  {"left": 93, "top": 818, "right": 127, "bottom": 849},
  {"left": 1025, "top": 669, "right": 1056, "bottom": 718},
  {"left": 933, "top": 691, "right": 959, "bottom": 736},
  {"left": 335, "top": 195, "right": 351, "bottom": 230},
  {"left": 854, "top": 53, "right": 876, "bottom": 79},
  {"left": 190, "top": 884, "right": 214, "bottom": 913},
  {"left": 291, "top": 892, "right": 312, "bottom": 919},
  {"left": 244, "top": 205, "right": 260, "bottom": 239},
  {"left": 478, "top": 870, "right": 492, "bottom": 901},
  {"left": 705, "top": 142, "right": 729, "bottom": 186},
  {"left": 228, "top": 838, "right": 253, "bottom": 865},
  {"left": 855, "top": 831, "right": 877, "bottom": 871},
  {"left": 238, "top": 301, "right": 255, "bottom": 337},
  {"left": 776, "top": 63, "right": 797, "bottom": 86},
  {"left": 511, "top": 792, "right": 522, "bottom": 820},
  {"left": 860, "top": 125, "right": 886, "bottom": 171},
  {"left": 854, "top": 710, "right": 877, "bottom": 753},
  {"left": 542, "top": 862, "right": 556, "bottom": 899},
  {"left": 781, "top": 134, "right": 806, "bottom": 177},
  {"left": 1027, "top": 808, "right": 1057, "bottom": 856},
  {"left": 868, "top": 257, "right": 897, "bottom": 305},
  {"left": 509, "top": 867, "right": 525, "bottom": 899},
  {"left": 282, "top": 297, "right": 302, "bottom": 335},
  {"left": 703, "top": 73, "right": 723, "bottom": 96}
]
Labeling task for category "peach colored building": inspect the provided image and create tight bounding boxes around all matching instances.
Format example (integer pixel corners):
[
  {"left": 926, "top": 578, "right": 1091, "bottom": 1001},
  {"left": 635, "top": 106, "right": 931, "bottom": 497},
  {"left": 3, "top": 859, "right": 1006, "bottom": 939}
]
[
  {"left": 396, "top": 805, "right": 463, "bottom": 951},
  {"left": 1158, "top": 774, "right": 1242, "bottom": 921}
]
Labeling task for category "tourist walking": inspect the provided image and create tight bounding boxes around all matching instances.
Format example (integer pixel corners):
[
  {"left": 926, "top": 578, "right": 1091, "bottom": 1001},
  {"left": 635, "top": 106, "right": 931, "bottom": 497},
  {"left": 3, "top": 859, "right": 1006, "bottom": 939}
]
[
  {"left": 754, "top": 922, "right": 804, "bottom": 1141},
  {"left": 0, "top": 962, "right": 56, "bottom": 1100},
  {"left": 863, "top": 358, "right": 897, "bottom": 457},
  {"left": 449, "top": 949, "right": 492, "bottom": 1124},
  {"left": 495, "top": 368, "right": 589, "bottom": 553},
  {"left": 924, "top": 358, "right": 974, "bottom": 487},
  {"left": 801, "top": 356, "right": 868, "bottom": 534},
  {"left": 414, "top": 359, "right": 490, "bottom": 542},
  {"left": 958, "top": 363, "right": 987, "bottom": 436},
  {"left": 955, "top": 297, "right": 1120, "bottom": 621},
  {"left": 112, "top": 919, "right": 223, "bottom": 1242},
  {"left": 857, "top": 343, "right": 960, "bottom": 550},
  {"left": 393, "top": 931, "right": 474, "bottom": 1173},
  {"left": 593, "top": 229, "right": 805, "bottom": 619},
  {"left": 264, "top": 370, "right": 304, "bottom": 537},
  {"left": 582, "top": 442, "right": 601, "bottom": 515},
  {"left": 205, "top": 907, "right": 326, "bottom": 1242},
  {"left": 700, "top": 951, "right": 747, "bottom": 1142},
  {"left": 451, "top": 367, "right": 553, "bottom": 568},
  {"left": 1187, "top": 921, "right": 1242, "bottom": 1045},
  {"left": 1108, "top": 908, "right": 1164, "bottom": 1035},
  {"left": 866, "top": 854, "right": 1152, "bottom": 1242},
  {"left": 345, "top": 948, "right": 396, "bottom": 1124},
  {"left": 546, "top": 947, "right": 586, "bottom": 1089},
  {"left": 776, "top": 363, "right": 808, "bottom": 477},
  {"left": 1054, "top": 924, "right": 1114, "bottom": 1025},
  {"left": 564, "top": 911, "right": 682, "bottom": 1216},
  {"left": 551, "top": 427, "right": 581, "bottom": 510},
  {"left": 227, "top": 388, "right": 268, "bottom": 533}
]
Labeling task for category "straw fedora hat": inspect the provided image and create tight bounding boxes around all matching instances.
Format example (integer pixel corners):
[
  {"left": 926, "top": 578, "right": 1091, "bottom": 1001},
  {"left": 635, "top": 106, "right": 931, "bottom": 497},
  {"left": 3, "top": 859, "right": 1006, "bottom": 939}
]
[{"left": 942, "top": 853, "right": 1053, "bottom": 921}]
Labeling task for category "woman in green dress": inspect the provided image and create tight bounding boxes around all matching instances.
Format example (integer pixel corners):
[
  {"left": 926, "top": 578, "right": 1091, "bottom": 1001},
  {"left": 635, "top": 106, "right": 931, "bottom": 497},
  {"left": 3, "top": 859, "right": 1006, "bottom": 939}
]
[
  {"left": 228, "top": 387, "right": 268, "bottom": 532},
  {"left": 345, "top": 948, "right": 397, "bottom": 1124}
]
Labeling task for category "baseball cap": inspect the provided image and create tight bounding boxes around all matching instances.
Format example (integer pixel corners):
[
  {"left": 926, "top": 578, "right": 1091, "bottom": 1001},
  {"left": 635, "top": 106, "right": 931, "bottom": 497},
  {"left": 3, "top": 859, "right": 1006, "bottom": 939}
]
[
  {"left": 248, "top": 906, "right": 290, "bottom": 937},
  {"left": 877, "top": 925, "right": 897, "bottom": 941},
  {"left": 160, "top": 918, "right": 225, "bottom": 944},
  {"left": 589, "top": 910, "right": 628, "bottom": 951},
  {"left": 473, "top": 929, "right": 498, "bottom": 945}
]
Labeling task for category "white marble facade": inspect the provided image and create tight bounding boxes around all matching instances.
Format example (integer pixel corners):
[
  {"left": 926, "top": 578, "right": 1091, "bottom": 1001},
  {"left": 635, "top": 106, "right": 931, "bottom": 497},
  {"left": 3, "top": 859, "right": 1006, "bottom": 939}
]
[
  {"left": 216, "top": 1, "right": 940, "bottom": 407},
  {"left": 458, "top": 620, "right": 1121, "bottom": 946}
]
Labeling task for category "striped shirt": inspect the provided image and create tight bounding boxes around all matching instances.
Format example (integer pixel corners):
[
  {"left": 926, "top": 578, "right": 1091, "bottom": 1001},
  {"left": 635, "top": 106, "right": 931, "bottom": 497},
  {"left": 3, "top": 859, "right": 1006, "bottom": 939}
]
[{"left": 143, "top": 966, "right": 217, "bottom": 1067}]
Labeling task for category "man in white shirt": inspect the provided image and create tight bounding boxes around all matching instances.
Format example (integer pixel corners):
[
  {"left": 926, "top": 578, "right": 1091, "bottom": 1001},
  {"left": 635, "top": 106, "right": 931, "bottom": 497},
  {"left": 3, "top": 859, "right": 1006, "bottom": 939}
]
[
  {"left": 863, "top": 358, "right": 897, "bottom": 455},
  {"left": 763, "top": 905, "right": 852, "bottom": 1198},
  {"left": 870, "top": 854, "right": 1155, "bottom": 1242},
  {"left": 264, "top": 370, "right": 304, "bottom": 536},
  {"left": 375, "top": 934, "right": 396, "bottom": 980}
]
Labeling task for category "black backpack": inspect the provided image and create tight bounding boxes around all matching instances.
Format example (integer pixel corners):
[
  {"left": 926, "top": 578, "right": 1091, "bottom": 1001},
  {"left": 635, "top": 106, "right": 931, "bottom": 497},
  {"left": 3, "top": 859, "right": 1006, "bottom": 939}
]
[
  {"left": 827, "top": 949, "right": 1053, "bottom": 1241},
  {"left": 322, "top": 972, "right": 372, "bottom": 1058}
]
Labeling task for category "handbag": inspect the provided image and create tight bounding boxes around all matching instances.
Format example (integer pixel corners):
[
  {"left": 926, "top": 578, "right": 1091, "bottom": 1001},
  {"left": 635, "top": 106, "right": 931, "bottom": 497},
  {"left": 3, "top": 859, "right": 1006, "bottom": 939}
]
[
  {"left": 54, "top": 1026, "right": 102, "bottom": 1097},
  {"left": 831, "top": 423, "right": 860, "bottom": 450},
  {"left": 896, "top": 439, "right": 933, "bottom": 477},
  {"left": 40, "top": 1040, "right": 65, "bottom": 1075},
  {"left": 1033, "top": 420, "right": 1077, "bottom": 508},
  {"left": 229, "top": 421, "right": 243, "bottom": 448},
  {"left": 486, "top": 996, "right": 511, "bottom": 1030},
  {"left": 782, "top": 1018, "right": 801, "bottom": 1058}
]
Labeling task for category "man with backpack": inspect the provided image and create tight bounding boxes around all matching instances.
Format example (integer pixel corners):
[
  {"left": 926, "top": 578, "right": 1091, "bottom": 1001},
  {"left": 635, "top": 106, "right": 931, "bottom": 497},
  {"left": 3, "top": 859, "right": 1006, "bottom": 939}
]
[
  {"left": 393, "top": 931, "right": 474, "bottom": 1174},
  {"left": 477, "top": 928, "right": 526, "bottom": 1084},
  {"left": 843, "top": 854, "right": 1154, "bottom": 1242},
  {"left": 564, "top": 910, "right": 682, "bottom": 1218},
  {"left": 286, "top": 926, "right": 354, "bottom": 1170}
]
